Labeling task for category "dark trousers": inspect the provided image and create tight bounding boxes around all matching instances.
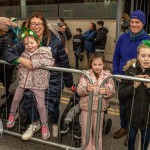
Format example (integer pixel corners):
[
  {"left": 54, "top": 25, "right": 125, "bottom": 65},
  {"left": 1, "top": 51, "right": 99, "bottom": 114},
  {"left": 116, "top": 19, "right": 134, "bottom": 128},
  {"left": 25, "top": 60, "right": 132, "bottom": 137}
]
[
  {"left": 51, "top": 102, "right": 60, "bottom": 124},
  {"left": 86, "top": 51, "right": 94, "bottom": 64},
  {"left": 74, "top": 48, "right": 83, "bottom": 69},
  {"left": 27, "top": 102, "right": 60, "bottom": 124},
  {"left": 128, "top": 125, "right": 150, "bottom": 150},
  {"left": 119, "top": 102, "right": 128, "bottom": 129},
  {"left": 118, "top": 81, "right": 128, "bottom": 129},
  {"left": 75, "top": 55, "right": 79, "bottom": 69}
]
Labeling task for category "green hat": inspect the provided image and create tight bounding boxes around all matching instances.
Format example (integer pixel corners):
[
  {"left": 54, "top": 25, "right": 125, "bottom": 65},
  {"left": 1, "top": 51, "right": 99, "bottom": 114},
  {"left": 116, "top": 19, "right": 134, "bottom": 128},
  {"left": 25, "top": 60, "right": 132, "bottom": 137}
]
[
  {"left": 142, "top": 40, "right": 150, "bottom": 48},
  {"left": 21, "top": 27, "right": 43, "bottom": 46},
  {"left": 21, "top": 27, "right": 39, "bottom": 39}
]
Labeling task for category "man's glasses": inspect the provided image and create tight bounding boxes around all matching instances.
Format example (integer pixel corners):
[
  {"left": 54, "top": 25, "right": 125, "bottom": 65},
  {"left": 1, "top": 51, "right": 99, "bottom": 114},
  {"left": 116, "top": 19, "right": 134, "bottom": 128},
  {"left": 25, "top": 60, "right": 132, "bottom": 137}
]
[{"left": 30, "top": 22, "right": 43, "bottom": 27}]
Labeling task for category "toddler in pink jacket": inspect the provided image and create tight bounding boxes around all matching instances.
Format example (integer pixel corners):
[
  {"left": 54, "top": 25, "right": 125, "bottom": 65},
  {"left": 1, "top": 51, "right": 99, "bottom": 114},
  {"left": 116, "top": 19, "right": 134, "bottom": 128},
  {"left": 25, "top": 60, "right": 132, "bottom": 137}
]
[{"left": 6, "top": 28, "right": 55, "bottom": 141}]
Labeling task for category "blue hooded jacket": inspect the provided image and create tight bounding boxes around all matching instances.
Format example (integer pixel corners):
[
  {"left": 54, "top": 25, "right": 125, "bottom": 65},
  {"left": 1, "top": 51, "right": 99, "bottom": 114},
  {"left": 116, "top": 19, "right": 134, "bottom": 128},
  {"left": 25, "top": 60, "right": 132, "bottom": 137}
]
[
  {"left": 82, "top": 29, "right": 96, "bottom": 52},
  {"left": 113, "top": 31, "right": 150, "bottom": 75}
]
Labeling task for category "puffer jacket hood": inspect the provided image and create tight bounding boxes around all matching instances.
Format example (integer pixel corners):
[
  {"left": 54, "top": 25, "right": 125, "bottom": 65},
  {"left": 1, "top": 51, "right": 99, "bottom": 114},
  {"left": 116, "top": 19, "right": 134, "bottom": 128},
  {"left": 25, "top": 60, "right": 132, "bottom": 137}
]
[{"left": 47, "top": 22, "right": 60, "bottom": 40}]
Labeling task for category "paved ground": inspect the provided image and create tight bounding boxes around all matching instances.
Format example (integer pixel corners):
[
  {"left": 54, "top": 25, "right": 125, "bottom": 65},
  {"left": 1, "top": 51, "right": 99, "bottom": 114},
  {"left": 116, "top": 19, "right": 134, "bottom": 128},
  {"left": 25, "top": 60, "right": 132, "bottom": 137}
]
[{"left": 0, "top": 82, "right": 149, "bottom": 150}]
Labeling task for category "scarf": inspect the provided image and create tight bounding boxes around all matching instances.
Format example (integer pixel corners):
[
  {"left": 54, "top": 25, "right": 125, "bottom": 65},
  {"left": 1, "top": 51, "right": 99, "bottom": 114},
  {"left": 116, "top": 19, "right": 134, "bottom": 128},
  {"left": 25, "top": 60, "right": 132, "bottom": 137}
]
[{"left": 129, "top": 29, "right": 145, "bottom": 41}]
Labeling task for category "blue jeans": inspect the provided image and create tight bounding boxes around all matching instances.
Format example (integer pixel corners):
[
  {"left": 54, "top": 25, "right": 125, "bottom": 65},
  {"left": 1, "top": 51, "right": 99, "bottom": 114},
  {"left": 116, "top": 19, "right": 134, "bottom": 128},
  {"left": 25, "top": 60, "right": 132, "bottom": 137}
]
[
  {"left": 128, "top": 125, "right": 150, "bottom": 150},
  {"left": 119, "top": 102, "right": 128, "bottom": 129}
]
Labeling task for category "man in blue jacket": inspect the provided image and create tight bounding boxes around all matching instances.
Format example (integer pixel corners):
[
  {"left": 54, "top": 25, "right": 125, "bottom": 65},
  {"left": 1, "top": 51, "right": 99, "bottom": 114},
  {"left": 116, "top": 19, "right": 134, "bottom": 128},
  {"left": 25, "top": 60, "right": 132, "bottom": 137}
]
[{"left": 113, "top": 10, "right": 150, "bottom": 143}]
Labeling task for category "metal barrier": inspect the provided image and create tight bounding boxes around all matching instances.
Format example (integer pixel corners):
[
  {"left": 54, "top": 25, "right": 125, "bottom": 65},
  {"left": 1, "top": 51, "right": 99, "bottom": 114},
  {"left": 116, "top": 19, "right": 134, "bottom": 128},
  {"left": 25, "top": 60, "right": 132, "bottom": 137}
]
[
  {"left": 95, "top": 74, "right": 150, "bottom": 150},
  {"left": 0, "top": 60, "right": 94, "bottom": 150}
]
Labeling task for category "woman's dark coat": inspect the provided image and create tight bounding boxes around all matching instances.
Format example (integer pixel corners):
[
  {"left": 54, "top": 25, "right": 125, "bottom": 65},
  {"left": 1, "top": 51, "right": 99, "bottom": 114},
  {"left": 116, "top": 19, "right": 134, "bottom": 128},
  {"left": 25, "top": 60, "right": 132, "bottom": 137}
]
[{"left": 4, "top": 30, "right": 73, "bottom": 111}]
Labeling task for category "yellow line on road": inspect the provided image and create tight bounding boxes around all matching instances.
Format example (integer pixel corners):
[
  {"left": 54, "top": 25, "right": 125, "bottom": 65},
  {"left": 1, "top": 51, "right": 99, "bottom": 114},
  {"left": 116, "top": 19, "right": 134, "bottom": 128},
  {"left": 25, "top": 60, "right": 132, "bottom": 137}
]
[
  {"left": 108, "top": 107, "right": 119, "bottom": 112},
  {"left": 108, "top": 111, "right": 119, "bottom": 116},
  {"left": 61, "top": 101, "right": 69, "bottom": 104},
  {"left": 61, "top": 97, "right": 70, "bottom": 105},
  {"left": 61, "top": 97, "right": 70, "bottom": 101}
]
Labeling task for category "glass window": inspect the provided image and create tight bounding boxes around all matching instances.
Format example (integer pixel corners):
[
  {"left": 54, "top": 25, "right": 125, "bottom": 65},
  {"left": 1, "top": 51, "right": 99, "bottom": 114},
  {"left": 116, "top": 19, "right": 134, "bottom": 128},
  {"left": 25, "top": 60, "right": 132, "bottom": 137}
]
[{"left": 0, "top": 0, "right": 118, "bottom": 18}]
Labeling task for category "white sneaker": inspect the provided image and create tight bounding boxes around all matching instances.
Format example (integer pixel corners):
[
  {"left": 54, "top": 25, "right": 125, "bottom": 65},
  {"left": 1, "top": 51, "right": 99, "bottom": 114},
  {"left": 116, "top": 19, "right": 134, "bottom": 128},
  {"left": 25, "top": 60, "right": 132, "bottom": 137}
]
[
  {"left": 22, "top": 121, "right": 41, "bottom": 140},
  {"left": 52, "top": 125, "right": 58, "bottom": 138}
]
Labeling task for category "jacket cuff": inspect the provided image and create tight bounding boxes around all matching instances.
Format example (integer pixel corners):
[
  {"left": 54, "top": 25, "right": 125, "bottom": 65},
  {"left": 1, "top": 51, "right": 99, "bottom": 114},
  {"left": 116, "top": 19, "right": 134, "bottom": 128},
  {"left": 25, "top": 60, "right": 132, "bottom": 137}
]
[{"left": 12, "top": 58, "right": 19, "bottom": 64}]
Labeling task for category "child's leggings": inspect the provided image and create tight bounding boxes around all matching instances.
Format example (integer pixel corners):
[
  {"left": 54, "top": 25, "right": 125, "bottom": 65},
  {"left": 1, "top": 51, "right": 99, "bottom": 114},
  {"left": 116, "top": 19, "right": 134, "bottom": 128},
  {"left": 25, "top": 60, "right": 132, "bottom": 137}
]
[
  {"left": 10, "top": 86, "right": 47, "bottom": 123},
  {"left": 81, "top": 110, "right": 104, "bottom": 150}
]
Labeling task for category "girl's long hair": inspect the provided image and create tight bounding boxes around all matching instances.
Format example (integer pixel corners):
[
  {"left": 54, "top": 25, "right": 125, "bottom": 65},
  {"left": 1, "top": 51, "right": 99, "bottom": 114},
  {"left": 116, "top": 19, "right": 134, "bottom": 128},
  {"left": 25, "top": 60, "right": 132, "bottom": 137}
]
[{"left": 89, "top": 52, "right": 105, "bottom": 69}]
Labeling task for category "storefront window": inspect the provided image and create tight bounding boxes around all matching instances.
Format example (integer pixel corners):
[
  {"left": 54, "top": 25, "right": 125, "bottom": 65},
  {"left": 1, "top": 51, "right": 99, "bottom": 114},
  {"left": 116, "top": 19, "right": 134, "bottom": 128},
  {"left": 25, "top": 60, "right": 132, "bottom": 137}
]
[{"left": 0, "top": 0, "right": 118, "bottom": 18}]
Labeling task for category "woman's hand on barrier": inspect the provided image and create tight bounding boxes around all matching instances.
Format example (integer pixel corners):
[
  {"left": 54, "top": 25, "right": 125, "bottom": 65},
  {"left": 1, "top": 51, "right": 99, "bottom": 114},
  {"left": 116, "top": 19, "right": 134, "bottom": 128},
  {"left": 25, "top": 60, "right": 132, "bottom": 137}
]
[{"left": 19, "top": 57, "right": 33, "bottom": 70}]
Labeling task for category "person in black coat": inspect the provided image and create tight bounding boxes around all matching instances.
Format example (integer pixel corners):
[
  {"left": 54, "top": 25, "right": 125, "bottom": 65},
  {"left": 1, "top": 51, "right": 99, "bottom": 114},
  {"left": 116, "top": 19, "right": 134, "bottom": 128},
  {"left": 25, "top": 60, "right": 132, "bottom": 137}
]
[
  {"left": 95, "top": 20, "right": 108, "bottom": 53},
  {"left": 118, "top": 40, "right": 150, "bottom": 150},
  {"left": 0, "top": 27, "right": 16, "bottom": 98},
  {"left": 73, "top": 28, "right": 84, "bottom": 69}
]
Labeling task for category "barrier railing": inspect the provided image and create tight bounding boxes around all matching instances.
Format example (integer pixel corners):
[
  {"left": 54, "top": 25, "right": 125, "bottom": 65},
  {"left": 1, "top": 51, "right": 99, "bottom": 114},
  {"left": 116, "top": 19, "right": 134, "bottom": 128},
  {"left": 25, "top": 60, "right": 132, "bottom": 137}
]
[
  {"left": 95, "top": 74, "right": 150, "bottom": 150},
  {"left": 0, "top": 60, "right": 94, "bottom": 150}
]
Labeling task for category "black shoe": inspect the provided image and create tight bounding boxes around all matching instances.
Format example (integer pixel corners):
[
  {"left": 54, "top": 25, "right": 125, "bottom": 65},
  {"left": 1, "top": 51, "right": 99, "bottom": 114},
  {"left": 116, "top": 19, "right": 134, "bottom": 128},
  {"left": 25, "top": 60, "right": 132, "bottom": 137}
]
[
  {"left": 74, "top": 130, "right": 81, "bottom": 139},
  {"left": 113, "top": 128, "right": 127, "bottom": 139},
  {"left": 60, "top": 123, "right": 69, "bottom": 134}
]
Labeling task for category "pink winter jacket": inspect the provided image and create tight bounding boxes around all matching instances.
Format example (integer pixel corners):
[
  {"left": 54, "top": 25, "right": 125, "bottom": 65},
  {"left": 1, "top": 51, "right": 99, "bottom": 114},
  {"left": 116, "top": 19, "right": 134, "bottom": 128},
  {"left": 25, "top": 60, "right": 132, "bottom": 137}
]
[
  {"left": 18, "top": 46, "right": 55, "bottom": 90},
  {"left": 77, "top": 69, "right": 115, "bottom": 112}
]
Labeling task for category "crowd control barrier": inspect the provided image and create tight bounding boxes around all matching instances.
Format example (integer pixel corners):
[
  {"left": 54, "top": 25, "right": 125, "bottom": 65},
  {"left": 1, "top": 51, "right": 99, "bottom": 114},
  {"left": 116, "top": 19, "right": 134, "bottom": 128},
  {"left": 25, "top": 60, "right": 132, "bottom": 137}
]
[
  {"left": 0, "top": 60, "right": 94, "bottom": 150},
  {"left": 95, "top": 75, "right": 150, "bottom": 150}
]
